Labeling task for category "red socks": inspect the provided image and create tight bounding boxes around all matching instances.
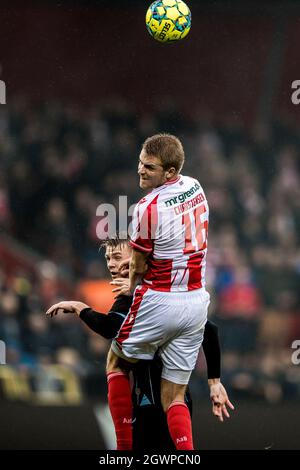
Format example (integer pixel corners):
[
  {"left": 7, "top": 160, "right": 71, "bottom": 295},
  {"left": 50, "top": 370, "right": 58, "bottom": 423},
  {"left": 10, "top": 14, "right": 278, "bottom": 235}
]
[
  {"left": 167, "top": 401, "right": 194, "bottom": 450},
  {"left": 107, "top": 373, "right": 193, "bottom": 451},
  {"left": 107, "top": 371, "right": 133, "bottom": 450}
]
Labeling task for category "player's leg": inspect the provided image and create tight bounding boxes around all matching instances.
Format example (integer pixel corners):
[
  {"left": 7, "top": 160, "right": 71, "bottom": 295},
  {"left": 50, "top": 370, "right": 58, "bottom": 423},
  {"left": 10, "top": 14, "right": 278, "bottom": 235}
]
[
  {"left": 160, "top": 379, "right": 187, "bottom": 410},
  {"left": 132, "top": 359, "right": 176, "bottom": 451},
  {"left": 160, "top": 289, "right": 210, "bottom": 450},
  {"left": 106, "top": 347, "right": 135, "bottom": 450},
  {"left": 106, "top": 286, "right": 151, "bottom": 450},
  {"left": 160, "top": 376, "right": 194, "bottom": 450},
  {"left": 108, "top": 286, "right": 162, "bottom": 450}
]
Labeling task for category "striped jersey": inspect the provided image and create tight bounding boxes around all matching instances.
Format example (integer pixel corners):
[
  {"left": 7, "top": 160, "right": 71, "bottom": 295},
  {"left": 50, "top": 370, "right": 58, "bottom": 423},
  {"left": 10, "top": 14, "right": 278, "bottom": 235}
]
[{"left": 129, "top": 174, "right": 209, "bottom": 292}]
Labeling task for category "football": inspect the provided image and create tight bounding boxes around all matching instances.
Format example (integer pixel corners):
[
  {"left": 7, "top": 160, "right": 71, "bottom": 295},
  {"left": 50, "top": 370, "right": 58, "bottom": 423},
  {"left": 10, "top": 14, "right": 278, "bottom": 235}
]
[{"left": 146, "top": 0, "right": 192, "bottom": 43}]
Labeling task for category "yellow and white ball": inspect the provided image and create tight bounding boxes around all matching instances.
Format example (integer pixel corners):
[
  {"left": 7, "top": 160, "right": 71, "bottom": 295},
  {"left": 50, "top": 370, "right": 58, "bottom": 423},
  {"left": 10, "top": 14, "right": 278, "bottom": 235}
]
[{"left": 146, "top": 0, "right": 192, "bottom": 43}]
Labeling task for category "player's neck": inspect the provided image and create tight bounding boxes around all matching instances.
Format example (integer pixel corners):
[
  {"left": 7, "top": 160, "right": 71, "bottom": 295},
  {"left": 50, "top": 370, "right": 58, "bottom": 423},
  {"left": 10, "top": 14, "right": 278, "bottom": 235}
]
[{"left": 154, "top": 174, "right": 181, "bottom": 189}]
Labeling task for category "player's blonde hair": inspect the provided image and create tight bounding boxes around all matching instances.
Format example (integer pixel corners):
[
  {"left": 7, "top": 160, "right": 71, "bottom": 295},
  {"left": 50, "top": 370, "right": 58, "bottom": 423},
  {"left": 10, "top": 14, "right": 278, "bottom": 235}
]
[{"left": 142, "top": 133, "right": 185, "bottom": 173}]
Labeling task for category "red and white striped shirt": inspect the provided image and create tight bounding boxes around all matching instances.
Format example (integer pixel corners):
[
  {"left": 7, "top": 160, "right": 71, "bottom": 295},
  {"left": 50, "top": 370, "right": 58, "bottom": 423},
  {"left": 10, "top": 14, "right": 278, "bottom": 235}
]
[{"left": 130, "top": 175, "right": 209, "bottom": 292}]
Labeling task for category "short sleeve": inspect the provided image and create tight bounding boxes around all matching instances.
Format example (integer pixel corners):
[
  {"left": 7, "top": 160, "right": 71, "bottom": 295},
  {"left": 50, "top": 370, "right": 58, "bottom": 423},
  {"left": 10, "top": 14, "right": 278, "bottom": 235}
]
[{"left": 129, "top": 194, "right": 159, "bottom": 254}]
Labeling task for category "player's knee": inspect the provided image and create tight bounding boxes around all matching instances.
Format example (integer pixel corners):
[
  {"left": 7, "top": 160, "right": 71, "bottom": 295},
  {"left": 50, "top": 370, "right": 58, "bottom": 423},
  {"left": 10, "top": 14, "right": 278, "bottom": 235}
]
[
  {"left": 106, "top": 348, "right": 120, "bottom": 374},
  {"left": 161, "top": 376, "right": 188, "bottom": 413},
  {"left": 106, "top": 348, "right": 133, "bottom": 374}
]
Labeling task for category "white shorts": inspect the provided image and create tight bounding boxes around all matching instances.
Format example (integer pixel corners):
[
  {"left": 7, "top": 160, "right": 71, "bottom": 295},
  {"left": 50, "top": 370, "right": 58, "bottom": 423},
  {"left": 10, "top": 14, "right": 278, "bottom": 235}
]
[{"left": 111, "top": 285, "right": 210, "bottom": 384}]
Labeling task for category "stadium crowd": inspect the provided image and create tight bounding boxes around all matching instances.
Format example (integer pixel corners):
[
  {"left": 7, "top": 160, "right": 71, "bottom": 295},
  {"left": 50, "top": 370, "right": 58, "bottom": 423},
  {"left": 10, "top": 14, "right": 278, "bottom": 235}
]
[{"left": 0, "top": 97, "right": 300, "bottom": 402}]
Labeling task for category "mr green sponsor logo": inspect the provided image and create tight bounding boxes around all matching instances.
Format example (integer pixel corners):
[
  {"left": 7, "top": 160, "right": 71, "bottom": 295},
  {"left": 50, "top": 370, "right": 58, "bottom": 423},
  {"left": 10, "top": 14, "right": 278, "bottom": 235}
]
[{"left": 164, "top": 182, "right": 200, "bottom": 207}]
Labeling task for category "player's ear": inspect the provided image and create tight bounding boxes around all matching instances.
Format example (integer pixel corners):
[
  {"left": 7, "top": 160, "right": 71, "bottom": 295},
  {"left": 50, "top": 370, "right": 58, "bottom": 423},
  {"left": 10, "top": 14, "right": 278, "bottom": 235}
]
[{"left": 165, "top": 167, "right": 176, "bottom": 179}]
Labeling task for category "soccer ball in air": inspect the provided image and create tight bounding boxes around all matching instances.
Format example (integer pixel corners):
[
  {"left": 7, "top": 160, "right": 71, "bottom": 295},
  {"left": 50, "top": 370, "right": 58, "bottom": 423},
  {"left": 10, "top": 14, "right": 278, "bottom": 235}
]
[{"left": 146, "top": 0, "right": 192, "bottom": 43}]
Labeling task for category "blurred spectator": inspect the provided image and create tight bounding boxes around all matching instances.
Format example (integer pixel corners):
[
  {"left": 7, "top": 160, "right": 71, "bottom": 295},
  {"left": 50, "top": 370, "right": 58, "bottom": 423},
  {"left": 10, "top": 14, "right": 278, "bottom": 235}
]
[{"left": 214, "top": 264, "right": 262, "bottom": 355}]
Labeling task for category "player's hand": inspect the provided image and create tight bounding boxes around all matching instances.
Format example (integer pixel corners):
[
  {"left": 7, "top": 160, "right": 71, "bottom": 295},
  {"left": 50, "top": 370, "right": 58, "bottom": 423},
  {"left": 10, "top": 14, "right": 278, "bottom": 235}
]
[
  {"left": 110, "top": 278, "right": 130, "bottom": 293},
  {"left": 46, "top": 301, "right": 90, "bottom": 317},
  {"left": 110, "top": 278, "right": 131, "bottom": 298},
  {"left": 209, "top": 380, "right": 235, "bottom": 422},
  {"left": 118, "top": 258, "right": 130, "bottom": 278}
]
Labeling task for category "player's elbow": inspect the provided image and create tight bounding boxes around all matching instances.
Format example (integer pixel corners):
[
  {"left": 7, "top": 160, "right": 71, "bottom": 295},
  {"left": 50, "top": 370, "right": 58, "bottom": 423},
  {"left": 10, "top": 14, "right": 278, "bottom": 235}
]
[
  {"left": 206, "top": 320, "right": 219, "bottom": 335},
  {"left": 101, "top": 329, "right": 115, "bottom": 340},
  {"left": 130, "top": 260, "right": 148, "bottom": 275}
]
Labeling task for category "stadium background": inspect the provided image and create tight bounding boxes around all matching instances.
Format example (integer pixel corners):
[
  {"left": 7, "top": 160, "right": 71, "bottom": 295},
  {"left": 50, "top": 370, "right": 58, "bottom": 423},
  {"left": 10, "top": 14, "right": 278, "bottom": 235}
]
[{"left": 0, "top": 0, "right": 300, "bottom": 449}]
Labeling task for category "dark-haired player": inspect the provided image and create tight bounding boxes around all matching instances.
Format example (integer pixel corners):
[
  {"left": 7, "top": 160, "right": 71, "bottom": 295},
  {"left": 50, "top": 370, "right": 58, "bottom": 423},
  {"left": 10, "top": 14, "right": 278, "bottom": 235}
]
[{"left": 46, "top": 235, "right": 233, "bottom": 450}]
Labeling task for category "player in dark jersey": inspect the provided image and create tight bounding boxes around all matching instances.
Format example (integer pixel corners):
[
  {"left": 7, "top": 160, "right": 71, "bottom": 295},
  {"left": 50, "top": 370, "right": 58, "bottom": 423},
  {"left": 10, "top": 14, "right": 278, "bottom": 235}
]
[{"left": 46, "top": 235, "right": 233, "bottom": 450}]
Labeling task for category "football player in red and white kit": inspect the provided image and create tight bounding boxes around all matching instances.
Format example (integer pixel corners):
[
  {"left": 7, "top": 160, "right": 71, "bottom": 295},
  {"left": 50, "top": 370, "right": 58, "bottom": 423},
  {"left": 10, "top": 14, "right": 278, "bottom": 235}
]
[
  {"left": 107, "top": 134, "right": 216, "bottom": 450},
  {"left": 46, "top": 234, "right": 233, "bottom": 450}
]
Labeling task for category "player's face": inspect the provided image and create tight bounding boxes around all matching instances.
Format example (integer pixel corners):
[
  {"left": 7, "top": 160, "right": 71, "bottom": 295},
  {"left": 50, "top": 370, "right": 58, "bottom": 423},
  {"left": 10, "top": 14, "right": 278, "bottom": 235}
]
[
  {"left": 105, "top": 244, "right": 131, "bottom": 279},
  {"left": 138, "top": 151, "right": 171, "bottom": 190}
]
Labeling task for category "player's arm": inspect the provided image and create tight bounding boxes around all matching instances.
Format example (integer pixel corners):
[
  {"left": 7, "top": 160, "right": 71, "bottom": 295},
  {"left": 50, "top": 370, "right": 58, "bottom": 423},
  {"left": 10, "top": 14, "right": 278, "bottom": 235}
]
[
  {"left": 129, "top": 248, "right": 149, "bottom": 293},
  {"left": 46, "top": 296, "right": 132, "bottom": 339},
  {"left": 202, "top": 320, "right": 234, "bottom": 421},
  {"left": 46, "top": 301, "right": 90, "bottom": 317},
  {"left": 81, "top": 295, "right": 132, "bottom": 338},
  {"left": 113, "top": 249, "right": 149, "bottom": 296},
  {"left": 117, "top": 198, "right": 153, "bottom": 296},
  {"left": 202, "top": 320, "right": 221, "bottom": 380},
  {"left": 79, "top": 308, "right": 125, "bottom": 339}
]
